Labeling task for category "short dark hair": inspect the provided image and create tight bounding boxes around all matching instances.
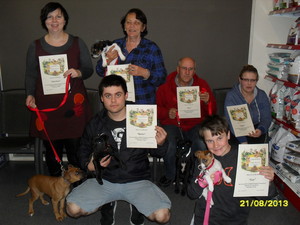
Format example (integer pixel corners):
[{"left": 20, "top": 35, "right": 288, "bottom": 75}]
[
  {"left": 40, "top": 2, "right": 69, "bottom": 31},
  {"left": 121, "top": 8, "right": 148, "bottom": 38},
  {"left": 199, "top": 115, "right": 229, "bottom": 137},
  {"left": 239, "top": 64, "right": 259, "bottom": 80},
  {"left": 98, "top": 75, "right": 128, "bottom": 97}
]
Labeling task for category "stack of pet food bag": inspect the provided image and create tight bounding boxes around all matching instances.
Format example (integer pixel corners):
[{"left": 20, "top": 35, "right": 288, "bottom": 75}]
[{"left": 268, "top": 52, "right": 300, "bottom": 183}]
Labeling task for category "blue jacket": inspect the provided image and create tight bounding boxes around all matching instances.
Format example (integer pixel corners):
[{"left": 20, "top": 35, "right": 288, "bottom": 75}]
[
  {"left": 96, "top": 37, "right": 167, "bottom": 104},
  {"left": 224, "top": 83, "right": 272, "bottom": 143}
]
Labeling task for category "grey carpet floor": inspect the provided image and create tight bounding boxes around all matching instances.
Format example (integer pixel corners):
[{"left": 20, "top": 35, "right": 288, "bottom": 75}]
[{"left": 0, "top": 161, "right": 299, "bottom": 225}]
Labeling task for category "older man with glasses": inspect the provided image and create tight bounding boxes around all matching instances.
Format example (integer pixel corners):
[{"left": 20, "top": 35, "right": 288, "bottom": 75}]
[{"left": 156, "top": 57, "right": 217, "bottom": 187}]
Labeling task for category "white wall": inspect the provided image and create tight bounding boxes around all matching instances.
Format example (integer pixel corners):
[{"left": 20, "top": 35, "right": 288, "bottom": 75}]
[{"left": 249, "top": 0, "right": 295, "bottom": 94}]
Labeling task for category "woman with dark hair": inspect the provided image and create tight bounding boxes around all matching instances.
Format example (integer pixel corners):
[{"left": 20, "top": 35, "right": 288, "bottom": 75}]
[
  {"left": 25, "top": 2, "right": 93, "bottom": 176},
  {"left": 96, "top": 8, "right": 167, "bottom": 104},
  {"left": 224, "top": 65, "right": 271, "bottom": 144}
]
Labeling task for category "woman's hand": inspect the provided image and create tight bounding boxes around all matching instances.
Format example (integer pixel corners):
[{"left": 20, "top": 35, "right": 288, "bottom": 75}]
[
  {"left": 26, "top": 95, "right": 36, "bottom": 108},
  {"left": 155, "top": 126, "right": 167, "bottom": 146},
  {"left": 128, "top": 64, "right": 150, "bottom": 79},
  {"left": 248, "top": 129, "right": 262, "bottom": 138},
  {"left": 259, "top": 166, "right": 274, "bottom": 181},
  {"left": 105, "top": 45, "right": 119, "bottom": 65},
  {"left": 64, "top": 68, "right": 82, "bottom": 78}
]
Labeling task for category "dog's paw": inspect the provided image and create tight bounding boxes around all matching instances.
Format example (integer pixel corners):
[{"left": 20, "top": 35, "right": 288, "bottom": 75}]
[
  {"left": 55, "top": 215, "right": 64, "bottom": 222},
  {"left": 61, "top": 212, "right": 67, "bottom": 219},
  {"left": 41, "top": 200, "right": 49, "bottom": 205},
  {"left": 29, "top": 210, "right": 34, "bottom": 217},
  {"left": 120, "top": 55, "right": 126, "bottom": 61}
]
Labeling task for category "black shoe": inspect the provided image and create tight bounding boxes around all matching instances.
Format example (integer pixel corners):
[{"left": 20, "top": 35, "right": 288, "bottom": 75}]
[
  {"left": 130, "top": 204, "right": 144, "bottom": 225},
  {"left": 158, "top": 176, "right": 173, "bottom": 187},
  {"left": 100, "top": 201, "right": 117, "bottom": 225}
]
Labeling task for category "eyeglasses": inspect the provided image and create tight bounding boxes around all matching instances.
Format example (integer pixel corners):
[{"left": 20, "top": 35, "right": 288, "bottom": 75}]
[
  {"left": 180, "top": 66, "right": 195, "bottom": 72},
  {"left": 240, "top": 78, "right": 257, "bottom": 83}
]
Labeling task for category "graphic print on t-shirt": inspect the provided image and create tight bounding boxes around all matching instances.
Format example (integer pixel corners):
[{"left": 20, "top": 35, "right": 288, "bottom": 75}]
[{"left": 111, "top": 127, "right": 125, "bottom": 150}]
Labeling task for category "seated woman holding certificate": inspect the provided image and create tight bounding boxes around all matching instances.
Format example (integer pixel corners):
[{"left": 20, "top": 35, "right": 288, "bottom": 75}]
[
  {"left": 95, "top": 8, "right": 166, "bottom": 104},
  {"left": 156, "top": 57, "right": 217, "bottom": 187},
  {"left": 25, "top": 2, "right": 93, "bottom": 177},
  {"left": 224, "top": 65, "right": 272, "bottom": 144}
]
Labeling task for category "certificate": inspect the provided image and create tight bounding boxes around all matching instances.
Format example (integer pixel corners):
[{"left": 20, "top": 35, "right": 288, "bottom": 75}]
[
  {"left": 126, "top": 104, "right": 157, "bottom": 148},
  {"left": 177, "top": 86, "right": 201, "bottom": 118},
  {"left": 233, "top": 144, "right": 269, "bottom": 197},
  {"left": 226, "top": 104, "right": 255, "bottom": 137},
  {"left": 38, "top": 54, "right": 69, "bottom": 95},
  {"left": 107, "top": 64, "right": 135, "bottom": 102}
]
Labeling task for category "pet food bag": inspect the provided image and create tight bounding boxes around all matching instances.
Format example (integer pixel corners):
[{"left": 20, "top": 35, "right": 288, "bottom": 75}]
[
  {"left": 290, "top": 90, "right": 300, "bottom": 129},
  {"left": 268, "top": 121, "right": 280, "bottom": 141},
  {"left": 288, "top": 56, "right": 300, "bottom": 84},
  {"left": 269, "top": 52, "right": 291, "bottom": 64},
  {"left": 270, "top": 82, "right": 286, "bottom": 119},
  {"left": 268, "top": 62, "right": 289, "bottom": 80},
  {"left": 271, "top": 127, "right": 298, "bottom": 163},
  {"left": 284, "top": 151, "right": 300, "bottom": 166},
  {"left": 283, "top": 87, "right": 296, "bottom": 122},
  {"left": 275, "top": 162, "right": 300, "bottom": 183},
  {"left": 285, "top": 160, "right": 300, "bottom": 174},
  {"left": 287, "top": 18, "right": 300, "bottom": 45}
]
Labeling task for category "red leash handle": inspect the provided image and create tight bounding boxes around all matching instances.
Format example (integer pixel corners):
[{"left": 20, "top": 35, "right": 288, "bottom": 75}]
[
  {"left": 27, "top": 75, "right": 71, "bottom": 112},
  {"left": 27, "top": 75, "right": 71, "bottom": 164}
]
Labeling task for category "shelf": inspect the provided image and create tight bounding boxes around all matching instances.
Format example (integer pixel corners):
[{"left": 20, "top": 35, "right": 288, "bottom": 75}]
[
  {"left": 272, "top": 117, "right": 300, "bottom": 137},
  {"left": 264, "top": 75, "right": 300, "bottom": 89},
  {"left": 270, "top": 160, "right": 300, "bottom": 198},
  {"left": 267, "top": 43, "right": 300, "bottom": 50},
  {"left": 269, "top": 6, "right": 300, "bottom": 17}
]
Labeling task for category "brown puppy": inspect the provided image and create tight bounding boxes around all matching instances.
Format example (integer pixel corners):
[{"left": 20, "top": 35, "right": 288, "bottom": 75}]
[{"left": 16, "top": 165, "right": 84, "bottom": 221}]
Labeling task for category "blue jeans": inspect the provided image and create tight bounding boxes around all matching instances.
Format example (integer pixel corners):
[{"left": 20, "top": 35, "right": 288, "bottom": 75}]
[{"left": 162, "top": 124, "right": 206, "bottom": 179}]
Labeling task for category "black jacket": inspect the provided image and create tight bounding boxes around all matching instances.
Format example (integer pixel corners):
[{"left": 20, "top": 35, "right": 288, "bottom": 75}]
[{"left": 78, "top": 107, "right": 167, "bottom": 183}]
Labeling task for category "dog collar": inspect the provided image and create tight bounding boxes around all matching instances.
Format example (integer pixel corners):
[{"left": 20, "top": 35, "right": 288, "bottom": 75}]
[{"left": 206, "top": 158, "right": 215, "bottom": 170}]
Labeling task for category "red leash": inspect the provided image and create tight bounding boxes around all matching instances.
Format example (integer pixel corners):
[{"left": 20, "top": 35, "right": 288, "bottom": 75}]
[{"left": 27, "top": 75, "right": 71, "bottom": 165}]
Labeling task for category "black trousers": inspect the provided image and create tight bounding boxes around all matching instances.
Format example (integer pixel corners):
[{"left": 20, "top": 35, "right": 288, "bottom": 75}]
[{"left": 43, "top": 138, "right": 81, "bottom": 176}]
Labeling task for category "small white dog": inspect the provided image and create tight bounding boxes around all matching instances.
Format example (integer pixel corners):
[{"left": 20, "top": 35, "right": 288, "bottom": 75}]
[
  {"left": 91, "top": 40, "right": 126, "bottom": 67},
  {"left": 194, "top": 150, "right": 231, "bottom": 206}
]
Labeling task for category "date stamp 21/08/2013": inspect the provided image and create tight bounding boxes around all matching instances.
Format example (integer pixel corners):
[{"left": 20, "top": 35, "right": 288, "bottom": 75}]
[{"left": 240, "top": 200, "right": 288, "bottom": 207}]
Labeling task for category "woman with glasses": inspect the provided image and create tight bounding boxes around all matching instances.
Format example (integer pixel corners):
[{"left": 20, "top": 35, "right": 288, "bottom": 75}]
[{"left": 224, "top": 65, "right": 271, "bottom": 144}]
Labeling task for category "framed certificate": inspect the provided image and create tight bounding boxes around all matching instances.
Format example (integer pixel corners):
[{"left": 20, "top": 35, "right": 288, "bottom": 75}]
[
  {"left": 226, "top": 104, "right": 255, "bottom": 137},
  {"left": 177, "top": 86, "right": 201, "bottom": 119},
  {"left": 38, "top": 54, "right": 69, "bottom": 95},
  {"left": 107, "top": 64, "right": 135, "bottom": 102},
  {"left": 126, "top": 104, "right": 157, "bottom": 148},
  {"left": 233, "top": 143, "right": 269, "bottom": 197}
]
